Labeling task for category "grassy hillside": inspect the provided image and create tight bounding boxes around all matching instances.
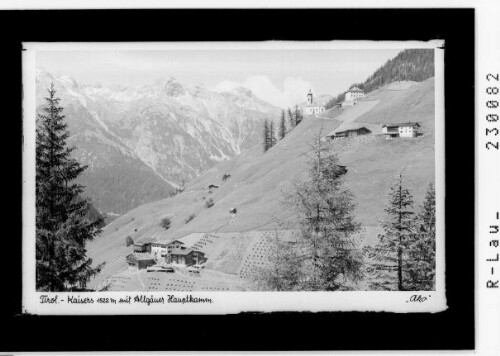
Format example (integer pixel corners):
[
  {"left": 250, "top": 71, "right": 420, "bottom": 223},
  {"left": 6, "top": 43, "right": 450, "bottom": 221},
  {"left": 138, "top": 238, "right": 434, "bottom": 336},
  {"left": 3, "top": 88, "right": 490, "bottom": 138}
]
[
  {"left": 87, "top": 78, "right": 436, "bottom": 288},
  {"left": 325, "top": 48, "right": 434, "bottom": 109}
]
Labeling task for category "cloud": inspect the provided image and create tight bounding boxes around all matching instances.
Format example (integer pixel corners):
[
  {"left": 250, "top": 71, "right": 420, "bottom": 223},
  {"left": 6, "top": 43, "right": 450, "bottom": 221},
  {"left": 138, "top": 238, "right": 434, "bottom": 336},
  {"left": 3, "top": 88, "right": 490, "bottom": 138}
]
[{"left": 214, "top": 75, "right": 314, "bottom": 108}]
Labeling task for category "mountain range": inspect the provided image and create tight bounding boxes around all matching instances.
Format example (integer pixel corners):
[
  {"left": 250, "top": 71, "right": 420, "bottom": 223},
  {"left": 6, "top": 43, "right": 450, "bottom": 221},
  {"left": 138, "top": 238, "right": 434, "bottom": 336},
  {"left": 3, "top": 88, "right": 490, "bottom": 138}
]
[{"left": 36, "top": 69, "right": 282, "bottom": 216}]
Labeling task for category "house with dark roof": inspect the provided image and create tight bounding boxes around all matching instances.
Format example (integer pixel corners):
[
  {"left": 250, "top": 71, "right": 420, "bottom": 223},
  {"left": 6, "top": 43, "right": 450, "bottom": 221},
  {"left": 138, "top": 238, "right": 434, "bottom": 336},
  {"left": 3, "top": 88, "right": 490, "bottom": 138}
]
[
  {"left": 382, "top": 122, "right": 421, "bottom": 138},
  {"left": 133, "top": 242, "right": 148, "bottom": 253},
  {"left": 126, "top": 253, "right": 156, "bottom": 270},
  {"left": 325, "top": 122, "right": 372, "bottom": 140},
  {"left": 165, "top": 248, "right": 206, "bottom": 267}
]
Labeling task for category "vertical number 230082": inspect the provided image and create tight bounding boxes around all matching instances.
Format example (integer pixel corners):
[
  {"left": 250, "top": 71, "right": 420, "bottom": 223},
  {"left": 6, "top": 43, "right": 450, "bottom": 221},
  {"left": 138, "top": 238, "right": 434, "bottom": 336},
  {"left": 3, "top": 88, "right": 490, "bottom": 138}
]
[{"left": 486, "top": 73, "right": 499, "bottom": 150}]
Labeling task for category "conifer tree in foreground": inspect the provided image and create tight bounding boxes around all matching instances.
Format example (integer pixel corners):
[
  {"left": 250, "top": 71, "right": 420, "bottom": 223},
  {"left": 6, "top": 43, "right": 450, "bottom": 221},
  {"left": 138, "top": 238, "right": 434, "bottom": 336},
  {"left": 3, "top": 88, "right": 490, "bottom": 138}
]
[
  {"left": 405, "top": 183, "right": 436, "bottom": 290},
  {"left": 36, "top": 83, "right": 103, "bottom": 291},
  {"left": 371, "top": 174, "right": 415, "bottom": 291},
  {"left": 279, "top": 110, "right": 287, "bottom": 140},
  {"left": 277, "top": 129, "right": 364, "bottom": 291}
]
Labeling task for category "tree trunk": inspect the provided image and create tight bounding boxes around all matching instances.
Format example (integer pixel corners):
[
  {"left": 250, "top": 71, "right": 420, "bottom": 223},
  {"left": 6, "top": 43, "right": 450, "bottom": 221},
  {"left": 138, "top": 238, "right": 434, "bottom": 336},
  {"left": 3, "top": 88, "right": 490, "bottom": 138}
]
[
  {"left": 398, "top": 244, "right": 403, "bottom": 291},
  {"left": 398, "top": 176, "right": 404, "bottom": 291}
]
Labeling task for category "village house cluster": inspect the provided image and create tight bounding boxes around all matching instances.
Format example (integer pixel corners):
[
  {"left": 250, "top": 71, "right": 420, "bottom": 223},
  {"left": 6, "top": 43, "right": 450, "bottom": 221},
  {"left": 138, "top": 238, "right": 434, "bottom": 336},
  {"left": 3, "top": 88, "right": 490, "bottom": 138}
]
[
  {"left": 298, "top": 90, "right": 422, "bottom": 140},
  {"left": 126, "top": 239, "right": 206, "bottom": 270}
]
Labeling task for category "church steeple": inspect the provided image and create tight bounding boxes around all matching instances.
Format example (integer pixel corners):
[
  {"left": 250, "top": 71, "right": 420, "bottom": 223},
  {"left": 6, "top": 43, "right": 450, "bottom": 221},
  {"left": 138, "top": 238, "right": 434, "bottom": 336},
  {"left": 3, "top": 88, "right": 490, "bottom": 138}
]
[{"left": 307, "top": 89, "right": 313, "bottom": 105}]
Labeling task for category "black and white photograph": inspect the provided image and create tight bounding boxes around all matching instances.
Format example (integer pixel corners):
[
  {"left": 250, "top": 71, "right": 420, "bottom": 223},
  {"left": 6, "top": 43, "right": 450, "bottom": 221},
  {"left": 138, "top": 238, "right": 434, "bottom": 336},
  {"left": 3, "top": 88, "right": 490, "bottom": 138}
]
[
  {"left": 22, "top": 41, "right": 446, "bottom": 314},
  {"left": 1, "top": 2, "right": 488, "bottom": 352}
]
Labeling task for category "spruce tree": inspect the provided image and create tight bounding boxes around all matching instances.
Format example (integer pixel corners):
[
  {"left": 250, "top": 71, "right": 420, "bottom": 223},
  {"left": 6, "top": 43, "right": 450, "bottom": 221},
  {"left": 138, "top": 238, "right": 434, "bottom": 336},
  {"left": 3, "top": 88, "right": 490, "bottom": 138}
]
[
  {"left": 278, "top": 110, "right": 287, "bottom": 140},
  {"left": 406, "top": 183, "right": 436, "bottom": 290},
  {"left": 283, "top": 129, "right": 364, "bottom": 290},
  {"left": 288, "top": 108, "right": 296, "bottom": 128},
  {"left": 294, "top": 105, "right": 303, "bottom": 125},
  {"left": 269, "top": 120, "right": 277, "bottom": 148},
  {"left": 371, "top": 174, "right": 415, "bottom": 291},
  {"left": 36, "top": 83, "right": 103, "bottom": 291},
  {"left": 263, "top": 119, "right": 270, "bottom": 152}
]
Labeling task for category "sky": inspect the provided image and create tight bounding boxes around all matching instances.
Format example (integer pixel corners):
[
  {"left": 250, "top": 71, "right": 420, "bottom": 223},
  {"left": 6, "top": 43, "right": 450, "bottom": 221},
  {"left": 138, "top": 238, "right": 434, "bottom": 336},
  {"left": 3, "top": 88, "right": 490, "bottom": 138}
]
[{"left": 37, "top": 48, "right": 402, "bottom": 108}]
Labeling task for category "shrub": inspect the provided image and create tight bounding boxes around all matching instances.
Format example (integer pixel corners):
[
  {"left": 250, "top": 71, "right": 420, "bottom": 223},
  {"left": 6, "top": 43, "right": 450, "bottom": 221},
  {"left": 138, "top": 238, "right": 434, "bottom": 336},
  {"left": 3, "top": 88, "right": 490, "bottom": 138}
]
[
  {"left": 125, "top": 236, "right": 134, "bottom": 247},
  {"left": 205, "top": 198, "right": 214, "bottom": 208},
  {"left": 185, "top": 214, "right": 196, "bottom": 224},
  {"left": 160, "top": 217, "right": 171, "bottom": 230}
]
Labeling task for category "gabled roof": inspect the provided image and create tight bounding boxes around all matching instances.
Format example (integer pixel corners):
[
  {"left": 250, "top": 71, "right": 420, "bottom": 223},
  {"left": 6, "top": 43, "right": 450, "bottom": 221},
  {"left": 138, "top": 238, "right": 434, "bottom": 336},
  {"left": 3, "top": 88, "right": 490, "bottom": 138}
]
[
  {"left": 170, "top": 248, "right": 204, "bottom": 256},
  {"left": 151, "top": 240, "right": 168, "bottom": 246},
  {"left": 170, "top": 248, "right": 193, "bottom": 256},
  {"left": 129, "top": 252, "right": 155, "bottom": 261},
  {"left": 382, "top": 122, "right": 421, "bottom": 128},
  {"left": 326, "top": 122, "right": 371, "bottom": 137},
  {"left": 347, "top": 87, "right": 364, "bottom": 92},
  {"left": 151, "top": 239, "right": 185, "bottom": 247},
  {"left": 166, "top": 240, "right": 184, "bottom": 246}
]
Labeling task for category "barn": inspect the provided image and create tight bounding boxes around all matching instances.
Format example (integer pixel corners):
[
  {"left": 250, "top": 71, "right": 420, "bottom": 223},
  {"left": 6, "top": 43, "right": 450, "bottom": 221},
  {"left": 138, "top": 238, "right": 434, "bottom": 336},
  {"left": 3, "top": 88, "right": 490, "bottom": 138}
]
[
  {"left": 126, "top": 253, "right": 156, "bottom": 270},
  {"left": 133, "top": 242, "right": 148, "bottom": 253},
  {"left": 325, "top": 123, "right": 372, "bottom": 140},
  {"left": 165, "top": 248, "right": 206, "bottom": 267}
]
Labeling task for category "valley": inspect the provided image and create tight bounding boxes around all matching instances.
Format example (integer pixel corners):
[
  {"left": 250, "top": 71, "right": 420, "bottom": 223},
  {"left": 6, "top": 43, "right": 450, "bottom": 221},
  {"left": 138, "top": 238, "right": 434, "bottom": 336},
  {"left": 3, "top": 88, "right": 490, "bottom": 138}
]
[
  {"left": 36, "top": 69, "right": 281, "bottom": 217},
  {"left": 86, "top": 78, "right": 436, "bottom": 292}
]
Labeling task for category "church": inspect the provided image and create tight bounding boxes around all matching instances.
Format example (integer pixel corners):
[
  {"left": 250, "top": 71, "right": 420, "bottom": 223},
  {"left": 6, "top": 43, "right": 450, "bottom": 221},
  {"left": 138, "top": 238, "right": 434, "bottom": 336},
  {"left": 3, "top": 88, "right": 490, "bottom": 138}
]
[{"left": 302, "top": 90, "right": 325, "bottom": 116}]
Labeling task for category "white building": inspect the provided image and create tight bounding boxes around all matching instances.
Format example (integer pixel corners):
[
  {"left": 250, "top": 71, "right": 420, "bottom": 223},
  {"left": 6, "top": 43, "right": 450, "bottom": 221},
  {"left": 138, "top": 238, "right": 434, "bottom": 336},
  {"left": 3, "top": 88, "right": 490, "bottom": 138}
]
[
  {"left": 302, "top": 90, "right": 325, "bottom": 116},
  {"left": 150, "top": 240, "right": 185, "bottom": 261},
  {"left": 150, "top": 241, "right": 169, "bottom": 261},
  {"left": 382, "top": 122, "right": 421, "bottom": 138},
  {"left": 344, "top": 87, "right": 365, "bottom": 101}
]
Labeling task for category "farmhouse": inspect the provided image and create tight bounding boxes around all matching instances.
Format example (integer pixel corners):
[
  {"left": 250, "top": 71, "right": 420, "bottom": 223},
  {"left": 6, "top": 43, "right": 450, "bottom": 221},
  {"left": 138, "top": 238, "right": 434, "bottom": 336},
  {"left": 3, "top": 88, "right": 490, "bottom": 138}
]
[
  {"left": 149, "top": 239, "right": 187, "bottom": 261},
  {"left": 165, "top": 248, "right": 206, "bottom": 267},
  {"left": 150, "top": 240, "right": 169, "bottom": 261},
  {"left": 302, "top": 90, "right": 325, "bottom": 116},
  {"left": 325, "top": 123, "right": 372, "bottom": 140},
  {"left": 126, "top": 253, "right": 156, "bottom": 270},
  {"left": 382, "top": 122, "right": 421, "bottom": 138},
  {"left": 133, "top": 242, "right": 148, "bottom": 253},
  {"left": 344, "top": 87, "right": 365, "bottom": 101},
  {"left": 166, "top": 240, "right": 185, "bottom": 254}
]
